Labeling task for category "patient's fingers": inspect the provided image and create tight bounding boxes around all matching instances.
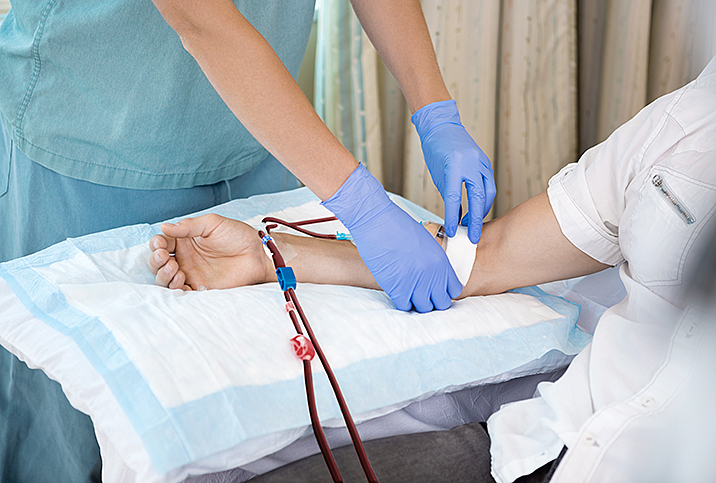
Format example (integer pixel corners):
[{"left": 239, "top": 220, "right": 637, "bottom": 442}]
[
  {"left": 154, "top": 258, "right": 196, "bottom": 291},
  {"left": 155, "top": 257, "right": 180, "bottom": 287},
  {"left": 151, "top": 233, "right": 176, "bottom": 255},
  {"left": 149, "top": 234, "right": 166, "bottom": 251},
  {"left": 148, "top": 248, "right": 172, "bottom": 275},
  {"left": 167, "top": 269, "right": 186, "bottom": 290}
]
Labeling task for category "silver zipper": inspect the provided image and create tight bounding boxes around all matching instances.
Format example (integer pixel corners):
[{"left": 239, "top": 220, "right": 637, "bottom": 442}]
[{"left": 652, "top": 174, "right": 695, "bottom": 225}]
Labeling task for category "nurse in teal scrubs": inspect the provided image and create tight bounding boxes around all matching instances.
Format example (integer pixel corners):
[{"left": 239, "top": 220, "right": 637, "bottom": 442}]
[{"left": 0, "top": 1, "right": 496, "bottom": 481}]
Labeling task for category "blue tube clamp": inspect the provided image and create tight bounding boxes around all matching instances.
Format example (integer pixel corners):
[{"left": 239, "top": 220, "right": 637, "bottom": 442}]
[{"left": 276, "top": 267, "right": 297, "bottom": 291}]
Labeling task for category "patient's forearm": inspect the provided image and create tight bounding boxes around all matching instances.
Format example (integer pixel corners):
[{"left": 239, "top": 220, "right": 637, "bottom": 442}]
[
  {"left": 269, "top": 222, "right": 445, "bottom": 294},
  {"left": 270, "top": 192, "right": 610, "bottom": 298},
  {"left": 270, "top": 233, "right": 381, "bottom": 290}
]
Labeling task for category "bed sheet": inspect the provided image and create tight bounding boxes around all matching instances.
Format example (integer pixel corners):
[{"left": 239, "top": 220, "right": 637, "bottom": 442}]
[{"left": 0, "top": 188, "right": 589, "bottom": 483}]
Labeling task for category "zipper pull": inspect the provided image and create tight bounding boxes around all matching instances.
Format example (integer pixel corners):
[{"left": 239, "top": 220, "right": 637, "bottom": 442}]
[{"left": 652, "top": 174, "right": 695, "bottom": 225}]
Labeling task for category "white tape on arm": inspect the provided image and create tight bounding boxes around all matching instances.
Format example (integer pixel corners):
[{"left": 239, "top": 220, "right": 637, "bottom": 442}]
[{"left": 444, "top": 226, "right": 477, "bottom": 286}]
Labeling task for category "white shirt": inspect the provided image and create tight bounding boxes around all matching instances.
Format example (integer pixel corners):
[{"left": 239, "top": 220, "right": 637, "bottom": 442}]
[{"left": 488, "top": 56, "right": 716, "bottom": 483}]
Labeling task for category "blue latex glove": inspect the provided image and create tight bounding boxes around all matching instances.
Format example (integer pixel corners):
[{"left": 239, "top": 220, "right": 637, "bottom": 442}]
[
  {"left": 411, "top": 100, "right": 496, "bottom": 244},
  {"left": 322, "top": 164, "right": 462, "bottom": 312}
]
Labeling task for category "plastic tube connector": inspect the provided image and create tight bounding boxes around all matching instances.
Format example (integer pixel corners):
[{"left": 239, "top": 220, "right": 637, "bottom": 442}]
[{"left": 276, "top": 266, "right": 297, "bottom": 291}]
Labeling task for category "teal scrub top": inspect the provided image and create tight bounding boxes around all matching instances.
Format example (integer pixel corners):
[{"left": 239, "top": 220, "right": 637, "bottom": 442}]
[{"left": 0, "top": 1, "right": 315, "bottom": 189}]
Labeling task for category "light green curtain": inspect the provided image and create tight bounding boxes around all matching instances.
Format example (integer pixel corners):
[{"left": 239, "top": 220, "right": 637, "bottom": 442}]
[
  {"left": 315, "top": 0, "right": 383, "bottom": 184},
  {"left": 315, "top": 0, "right": 716, "bottom": 217}
]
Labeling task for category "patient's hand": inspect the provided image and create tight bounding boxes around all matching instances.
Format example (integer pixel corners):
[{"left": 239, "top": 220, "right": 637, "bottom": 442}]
[{"left": 148, "top": 214, "right": 271, "bottom": 290}]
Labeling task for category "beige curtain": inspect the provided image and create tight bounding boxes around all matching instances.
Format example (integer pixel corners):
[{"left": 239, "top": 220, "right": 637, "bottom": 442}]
[
  {"left": 402, "top": 0, "right": 578, "bottom": 217},
  {"left": 317, "top": 0, "right": 716, "bottom": 218},
  {"left": 493, "top": 0, "right": 578, "bottom": 215},
  {"left": 582, "top": 0, "right": 716, "bottom": 151}
]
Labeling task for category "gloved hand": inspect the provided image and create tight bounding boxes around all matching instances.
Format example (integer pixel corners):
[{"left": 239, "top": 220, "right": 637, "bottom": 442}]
[
  {"left": 323, "top": 163, "right": 462, "bottom": 312},
  {"left": 411, "top": 99, "right": 496, "bottom": 244}
]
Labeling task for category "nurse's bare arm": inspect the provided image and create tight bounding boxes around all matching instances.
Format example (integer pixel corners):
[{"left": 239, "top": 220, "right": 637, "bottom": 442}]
[
  {"left": 348, "top": 0, "right": 451, "bottom": 113},
  {"left": 151, "top": 0, "right": 357, "bottom": 201},
  {"left": 149, "top": 191, "right": 609, "bottom": 296}
]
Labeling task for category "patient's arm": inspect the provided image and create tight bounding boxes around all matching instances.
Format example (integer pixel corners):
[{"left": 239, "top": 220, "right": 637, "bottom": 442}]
[
  {"left": 463, "top": 190, "right": 610, "bottom": 296},
  {"left": 149, "top": 190, "right": 610, "bottom": 296},
  {"left": 148, "top": 214, "right": 380, "bottom": 291}
]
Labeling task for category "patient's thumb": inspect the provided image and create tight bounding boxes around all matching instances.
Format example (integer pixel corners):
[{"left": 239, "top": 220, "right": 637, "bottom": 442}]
[
  {"left": 160, "top": 219, "right": 198, "bottom": 239},
  {"left": 161, "top": 215, "right": 219, "bottom": 239}
]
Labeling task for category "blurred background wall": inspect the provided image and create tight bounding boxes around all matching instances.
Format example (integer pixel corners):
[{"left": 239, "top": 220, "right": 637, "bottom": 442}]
[{"left": 1, "top": 1, "right": 714, "bottom": 219}]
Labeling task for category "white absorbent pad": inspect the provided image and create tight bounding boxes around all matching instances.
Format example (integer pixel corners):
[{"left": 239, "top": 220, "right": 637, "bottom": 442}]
[{"left": 0, "top": 188, "right": 589, "bottom": 483}]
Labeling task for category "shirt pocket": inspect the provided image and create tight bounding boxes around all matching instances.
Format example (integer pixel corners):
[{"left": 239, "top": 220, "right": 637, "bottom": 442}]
[{"left": 628, "top": 167, "right": 716, "bottom": 287}]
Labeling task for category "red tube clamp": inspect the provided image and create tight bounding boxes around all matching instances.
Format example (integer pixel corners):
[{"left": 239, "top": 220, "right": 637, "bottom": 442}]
[{"left": 291, "top": 334, "right": 316, "bottom": 361}]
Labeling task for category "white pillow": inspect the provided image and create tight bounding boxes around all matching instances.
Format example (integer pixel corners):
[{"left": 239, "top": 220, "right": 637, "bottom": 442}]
[{"left": 0, "top": 188, "right": 588, "bottom": 483}]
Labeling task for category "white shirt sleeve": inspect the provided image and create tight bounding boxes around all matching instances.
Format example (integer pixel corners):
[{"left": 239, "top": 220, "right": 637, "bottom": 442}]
[{"left": 546, "top": 85, "right": 687, "bottom": 266}]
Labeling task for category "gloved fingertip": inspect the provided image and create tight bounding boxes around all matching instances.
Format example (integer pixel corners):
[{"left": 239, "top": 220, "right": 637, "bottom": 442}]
[
  {"left": 432, "top": 291, "right": 453, "bottom": 311},
  {"left": 444, "top": 201, "right": 461, "bottom": 238},
  {"left": 391, "top": 295, "right": 413, "bottom": 312},
  {"left": 448, "top": 276, "right": 463, "bottom": 300},
  {"left": 444, "top": 220, "right": 457, "bottom": 238},
  {"left": 412, "top": 299, "right": 434, "bottom": 313},
  {"left": 467, "top": 209, "right": 483, "bottom": 243},
  {"left": 460, "top": 212, "right": 469, "bottom": 226},
  {"left": 468, "top": 225, "right": 482, "bottom": 244}
]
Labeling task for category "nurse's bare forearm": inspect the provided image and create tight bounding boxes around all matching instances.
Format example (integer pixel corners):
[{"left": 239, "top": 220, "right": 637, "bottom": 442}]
[
  {"left": 151, "top": 0, "right": 357, "bottom": 200},
  {"left": 349, "top": 0, "right": 450, "bottom": 113}
]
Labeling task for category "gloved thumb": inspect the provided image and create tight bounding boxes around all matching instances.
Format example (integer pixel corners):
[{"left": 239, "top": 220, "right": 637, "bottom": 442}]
[{"left": 447, "top": 268, "right": 463, "bottom": 300}]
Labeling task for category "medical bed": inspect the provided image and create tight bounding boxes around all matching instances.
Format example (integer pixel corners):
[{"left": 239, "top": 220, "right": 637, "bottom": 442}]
[{"left": 0, "top": 188, "right": 618, "bottom": 483}]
